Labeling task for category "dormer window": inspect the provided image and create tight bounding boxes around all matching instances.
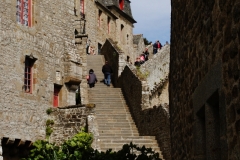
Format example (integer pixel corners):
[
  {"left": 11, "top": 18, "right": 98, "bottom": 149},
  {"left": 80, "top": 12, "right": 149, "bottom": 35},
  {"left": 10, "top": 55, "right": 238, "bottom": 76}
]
[{"left": 119, "top": 0, "right": 124, "bottom": 10}]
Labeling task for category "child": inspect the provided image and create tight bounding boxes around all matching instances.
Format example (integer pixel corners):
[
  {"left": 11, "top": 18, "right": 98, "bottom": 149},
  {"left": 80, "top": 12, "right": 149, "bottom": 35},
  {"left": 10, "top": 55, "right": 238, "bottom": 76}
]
[{"left": 87, "top": 69, "right": 98, "bottom": 88}]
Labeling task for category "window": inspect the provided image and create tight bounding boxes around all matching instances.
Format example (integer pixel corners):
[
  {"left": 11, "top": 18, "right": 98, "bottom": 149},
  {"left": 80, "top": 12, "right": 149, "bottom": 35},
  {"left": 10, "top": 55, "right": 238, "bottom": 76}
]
[
  {"left": 53, "top": 85, "right": 61, "bottom": 107},
  {"left": 107, "top": 17, "right": 111, "bottom": 34},
  {"left": 121, "top": 24, "right": 124, "bottom": 42},
  {"left": 16, "top": 0, "right": 32, "bottom": 27},
  {"left": 24, "top": 56, "right": 35, "bottom": 93},
  {"left": 98, "top": 10, "right": 102, "bottom": 27},
  {"left": 119, "top": 0, "right": 124, "bottom": 10},
  {"left": 98, "top": 43, "right": 102, "bottom": 55}
]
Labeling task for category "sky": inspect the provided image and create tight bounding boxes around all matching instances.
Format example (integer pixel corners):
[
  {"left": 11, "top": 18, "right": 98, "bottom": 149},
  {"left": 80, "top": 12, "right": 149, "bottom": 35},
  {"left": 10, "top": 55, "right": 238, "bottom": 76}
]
[{"left": 130, "top": 0, "right": 171, "bottom": 45}]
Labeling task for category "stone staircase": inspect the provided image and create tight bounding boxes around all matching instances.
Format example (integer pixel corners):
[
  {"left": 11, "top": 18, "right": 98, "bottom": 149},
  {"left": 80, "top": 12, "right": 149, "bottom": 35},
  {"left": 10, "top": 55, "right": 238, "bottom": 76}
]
[{"left": 87, "top": 55, "right": 164, "bottom": 159}]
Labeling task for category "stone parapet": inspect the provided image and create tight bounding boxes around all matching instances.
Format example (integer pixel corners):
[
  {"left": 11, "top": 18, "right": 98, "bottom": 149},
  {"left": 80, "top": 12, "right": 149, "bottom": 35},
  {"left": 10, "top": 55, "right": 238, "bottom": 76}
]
[
  {"left": 118, "top": 65, "right": 171, "bottom": 160},
  {"left": 140, "top": 45, "right": 170, "bottom": 92},
  {"left": 49, "top": 104, "right": 95, "bottom": 145}
]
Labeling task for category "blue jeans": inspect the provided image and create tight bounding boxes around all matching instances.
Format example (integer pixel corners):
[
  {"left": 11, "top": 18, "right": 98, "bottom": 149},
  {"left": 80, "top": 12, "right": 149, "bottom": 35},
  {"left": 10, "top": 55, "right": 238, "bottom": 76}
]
[{"left": 104, "top": 72, "right": 111, "bottom": 85}]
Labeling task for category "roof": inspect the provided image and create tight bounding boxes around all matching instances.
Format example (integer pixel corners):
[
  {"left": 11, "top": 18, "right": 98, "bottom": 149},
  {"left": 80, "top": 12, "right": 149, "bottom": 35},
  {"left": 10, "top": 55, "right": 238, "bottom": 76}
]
[{"left": 95, "top": 0, "right": 136, "bottom": 23}]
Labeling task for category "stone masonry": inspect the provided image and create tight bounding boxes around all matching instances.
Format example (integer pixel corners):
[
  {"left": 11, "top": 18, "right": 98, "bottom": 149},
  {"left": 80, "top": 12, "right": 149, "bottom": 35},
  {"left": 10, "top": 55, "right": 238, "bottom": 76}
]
[
  {"left": 170, "top": 0, "right": 240, "bottom": 159},
  {"left": 49, "top": 104, "right": 94, "bottom": 145},
  {"left": 74, "top": 0, "right": 137, "bottom": 63},
  {"left": 99, "top": 37, "right": 171, "bottom": 159},
  {"left": 0, "top": 0, "right": 80, "bottom": 143}
]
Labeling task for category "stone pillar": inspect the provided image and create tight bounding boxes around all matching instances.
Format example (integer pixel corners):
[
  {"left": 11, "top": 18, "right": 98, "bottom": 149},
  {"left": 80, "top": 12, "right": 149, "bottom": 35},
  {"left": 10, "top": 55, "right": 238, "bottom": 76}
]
[
  {"left": 88, "top": 114, "right": 100, "bottom": 151},
  {"left": 0, "top": 140, "right": 3, "bottom": 160}
]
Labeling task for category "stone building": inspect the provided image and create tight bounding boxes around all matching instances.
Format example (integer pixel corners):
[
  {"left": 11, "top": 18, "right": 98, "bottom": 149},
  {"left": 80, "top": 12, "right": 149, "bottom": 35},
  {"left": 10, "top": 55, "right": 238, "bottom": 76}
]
[
  {"left": 0, "top": 0, "right": 83, "bottom": 159},
  {"left": 0, "top": 0, "right": 138, "bottom": 159},
  {"left": 74, "top": 0, "right": 136, "bottom": 62},
  {"left": 170, "top": 0, "right": 240, "bottom": 159}
]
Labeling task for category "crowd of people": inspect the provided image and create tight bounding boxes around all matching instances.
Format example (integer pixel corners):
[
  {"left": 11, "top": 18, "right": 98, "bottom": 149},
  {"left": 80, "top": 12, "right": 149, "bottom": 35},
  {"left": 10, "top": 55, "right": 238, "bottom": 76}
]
[{"left": 134, "top": 40, "right": 163, "bottom": 67}]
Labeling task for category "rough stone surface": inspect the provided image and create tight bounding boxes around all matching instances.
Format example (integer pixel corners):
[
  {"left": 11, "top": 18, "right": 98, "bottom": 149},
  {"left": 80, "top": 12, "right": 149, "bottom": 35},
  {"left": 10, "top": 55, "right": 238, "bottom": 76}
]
[
  {"left": 49, "top": 105, "right": 94, "bottom": 145},
  {"left": 118, "top": 66, "right": 171, "bottom": 160},
  {"left": 0, "top": 0, "right": 80, "bottom": 142},
  {"left": 170, "top": 0, "right": 240, "bottom": 159},
  {"left": 74, "top": 0, "right": 136, "bottom": 63}
]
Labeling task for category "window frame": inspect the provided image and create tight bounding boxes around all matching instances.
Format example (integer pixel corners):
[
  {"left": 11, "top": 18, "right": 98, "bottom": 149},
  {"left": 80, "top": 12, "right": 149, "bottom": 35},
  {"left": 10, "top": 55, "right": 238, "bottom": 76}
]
[
  {"left": 98, "top": 10, "right": 102, "bottom": 27},
  {"left": 107, "top": 16, "right": 111, "bottom": 34},
  {"left": 16, "top": 0, "right": 32, "bottom": 27},
  {"left": 53, "top": 85, "right": 61, "bottom": 107},
  {"left": 24, "top": 57, "right": 34, "bottom": 93}
]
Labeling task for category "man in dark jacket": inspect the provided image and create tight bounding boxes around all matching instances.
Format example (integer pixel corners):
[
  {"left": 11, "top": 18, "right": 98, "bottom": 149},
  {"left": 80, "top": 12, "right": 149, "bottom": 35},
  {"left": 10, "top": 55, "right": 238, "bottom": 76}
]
[{"left": 102, "top": 61, "right": 113, "bottom": 86}]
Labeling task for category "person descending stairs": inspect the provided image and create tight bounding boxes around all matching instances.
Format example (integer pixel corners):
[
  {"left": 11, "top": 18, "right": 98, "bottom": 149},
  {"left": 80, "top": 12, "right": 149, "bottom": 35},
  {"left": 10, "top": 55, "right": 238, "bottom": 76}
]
[{"left": 87, "top": 55, "right": 164, "bottom": 159}]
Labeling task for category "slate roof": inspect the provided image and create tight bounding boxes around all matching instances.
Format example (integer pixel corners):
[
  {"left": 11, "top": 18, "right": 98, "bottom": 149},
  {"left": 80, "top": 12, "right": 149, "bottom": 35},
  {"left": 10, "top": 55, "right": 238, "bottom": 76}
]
[{"left": 96, "top": 0, "right": 136, "bottom": 23}]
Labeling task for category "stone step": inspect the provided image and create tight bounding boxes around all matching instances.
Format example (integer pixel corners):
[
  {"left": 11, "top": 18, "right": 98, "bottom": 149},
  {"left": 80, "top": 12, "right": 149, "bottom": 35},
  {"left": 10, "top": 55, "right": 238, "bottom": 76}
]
[
  {"left": 98, "top": 130, "right": 139, "bottom": 135},
  {"left": 99, "top": 143, "right": 160, "bottom": 150},
  {"left": 98, "top": 133, "right": 139, "bottom": 137},
  {"left": 100, "top": 139, "right": 158, "bottom": 144},
  {"left": 98, "top": 136, "right": 156, "bottom": 140},
  {"left": 98, "top": 123, "right": 135, "bottom": 127},
  {"left": 87, "top": 56, "right": 163, "bottom": 159},
  {"left": 98, "top": 127, "right": 138, "bottom": 131}
]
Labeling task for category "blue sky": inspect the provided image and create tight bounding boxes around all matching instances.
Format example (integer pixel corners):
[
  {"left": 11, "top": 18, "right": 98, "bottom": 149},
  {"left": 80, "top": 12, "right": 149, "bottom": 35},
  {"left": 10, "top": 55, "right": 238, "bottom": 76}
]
[{"left": 130, "top": 0, "right": 171, "bottom": 45}]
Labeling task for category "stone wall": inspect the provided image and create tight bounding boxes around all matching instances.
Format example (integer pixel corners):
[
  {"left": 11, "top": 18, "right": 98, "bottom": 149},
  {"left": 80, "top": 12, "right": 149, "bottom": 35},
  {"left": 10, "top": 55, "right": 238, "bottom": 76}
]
[
  {"left": 133, "top": 34, "right": 146, "bottom": 62},
  {"left": 49, "top": 104, "right": 95, "bottom": 145},
  {"left": 140, "top": 45, "right": 170, "bottom": 91},
  {"left": 0, "top": 0, "right": 79, "bottom": 142},
  {"left": 101, "top": 38, "right": 128, "bottom": 87},
  {"left": 118, "top": 66, "right": 171, "bottom": 160},
  {"left": 170, "top": 0, "right": 240, "bottom": 159}
]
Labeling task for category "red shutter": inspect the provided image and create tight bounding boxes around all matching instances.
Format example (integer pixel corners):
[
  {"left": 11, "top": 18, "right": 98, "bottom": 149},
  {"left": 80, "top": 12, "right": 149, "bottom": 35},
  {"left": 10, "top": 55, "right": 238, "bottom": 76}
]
[
  {"left": 80, "top": 0, "right": 84, "bottom": 14},
  {"left": 53, "top": 87, "right": 60, "bottom": 107},
  {"left": 28, "top": 0, "right": 32, "bottom": 27},
  {"left": 119, "top": 0, "right": 124, "bottom": 10}
]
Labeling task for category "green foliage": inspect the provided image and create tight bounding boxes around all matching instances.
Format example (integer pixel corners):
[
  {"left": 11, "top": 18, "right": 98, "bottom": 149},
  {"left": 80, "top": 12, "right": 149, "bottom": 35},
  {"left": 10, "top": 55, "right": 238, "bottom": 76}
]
[
  {"left": 22, "top": 130, "right": 161, "bottom": 160},
  {"left": 136, "top": 68, "right": 149, "bottom": 80},
  {"left": 143, "top": 37, "right": 152, "bottom": 45},
  {"left": 46, "top": 119, "right": 54, "bottom": 139},
  {"left": 61, "top": 128, "right": 93, "bottom": 159},
  {"left": 46, "top": 108, "right": 53, "bottom": 115},
  {"left": 21, "top": 140, "right": 60, "bottom": 160},
  {"left": 46, "top": 119, "right": 54, "bottom": 126}
]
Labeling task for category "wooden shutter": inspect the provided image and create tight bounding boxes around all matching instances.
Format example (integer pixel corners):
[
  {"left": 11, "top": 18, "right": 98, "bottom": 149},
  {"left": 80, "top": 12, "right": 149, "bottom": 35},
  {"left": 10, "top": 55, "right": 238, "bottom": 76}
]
[
  {"left": 80, "top": 0, "right": 84, "bottom": 16},
  {"left": 119, "top": 0, "right": 124, "bottom": 10},
  {"left": 16, "top": 0, "right": 32, "bottom": 26},
  {"left": 53, "top": 87, "right": 60, "bottom": 107}
]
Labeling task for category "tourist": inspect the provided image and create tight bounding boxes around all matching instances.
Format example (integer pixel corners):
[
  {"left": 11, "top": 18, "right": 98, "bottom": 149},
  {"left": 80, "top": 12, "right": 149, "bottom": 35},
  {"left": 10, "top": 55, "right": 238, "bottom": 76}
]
[
  {"left": 140, "top": 53, "right": 145, "bottom": 64},
  {"left": 87, "top": 69, "right": 98, "bottom": 88},
  {"left": 144, "top": 48, "right": 149, "bottom": 61},
  {"left": 157, "top": 40, "right": 162, "bottom": 52},
  {"left": 86, "top": 39, "right": 91, "bottom": 55},
  {"left": 134, "top": 57, "right": 141, "bottom": 67},
  {"left": 153, "top": 41, "right": 158, "bottom": 54},
  {"left": 102, "top": 61, "right": 113, "bottom": 86}
]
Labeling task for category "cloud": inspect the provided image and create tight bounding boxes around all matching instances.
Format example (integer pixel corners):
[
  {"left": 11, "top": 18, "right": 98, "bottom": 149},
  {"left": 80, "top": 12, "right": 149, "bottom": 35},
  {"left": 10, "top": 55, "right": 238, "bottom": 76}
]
[{"left": 131, "top": 0, "right": 171, "bottom": 44}]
